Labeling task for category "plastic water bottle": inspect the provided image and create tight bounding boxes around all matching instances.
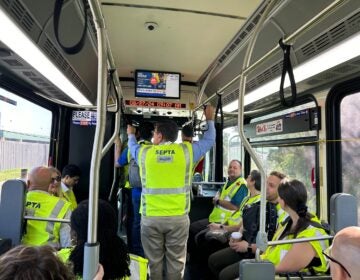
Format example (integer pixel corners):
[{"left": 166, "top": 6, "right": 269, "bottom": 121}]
[{"left": 220, "top": 213, "right": 226, "bottom": 225}]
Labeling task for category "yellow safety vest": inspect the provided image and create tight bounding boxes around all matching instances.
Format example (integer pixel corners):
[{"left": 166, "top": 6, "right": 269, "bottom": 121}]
[
  {"left": 22, "top": 191, "right": 71, "bottom": 247},
  {"left": 62, "top": 188, "right": 77, "bottom": 211},
  {"left": 139, "top": 142, "right": 193, "bottom": 216},
  {"left": 226, "top": 194, "right": 261, "bottom": 226},
  {"left": 261, "top": 216, "right": 329, "bottom": 274},
  {"left": 57, "top": 250, "right": 148, "bottom": 280},
  {"left": 276, "top": 203, "right": 288, "bottom": 225},
  {"left": 208, "top": 177, "right": 248, "bottom": 223}
]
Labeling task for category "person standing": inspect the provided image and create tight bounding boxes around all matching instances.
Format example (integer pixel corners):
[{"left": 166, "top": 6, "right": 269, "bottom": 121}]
[
  {"left": 61, "top": 164, "right": 81, "bottom": 211},
  {"left": 22, "top": 166, "right": 72, "bottom": 248},
  {"left": 127, "top": 105, "right": 215, "bottom": 280},
  {"left": 115, "top": 121, "right": 154, "bottom": 257},
  {"left": 181, "top": 124, "right": 205, "bottom": 178}
]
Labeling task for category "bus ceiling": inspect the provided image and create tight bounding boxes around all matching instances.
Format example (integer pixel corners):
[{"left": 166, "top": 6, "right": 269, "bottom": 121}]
[{"left": 0, "top": 1, "right": 359, "bottom": 110}]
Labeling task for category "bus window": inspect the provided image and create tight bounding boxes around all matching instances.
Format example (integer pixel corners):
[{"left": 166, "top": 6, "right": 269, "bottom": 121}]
[
  {"left": 223, "top": 127, "right": 242, "bottom": 178},
  {"left": 340, "top": 92, "right": 360, "bottom": 223},
  {"left": 252, "top": 145, "right": 316, "bottom": 213},
  {"left": 0, "top": 88, "right": 52, "bottom": 185}
]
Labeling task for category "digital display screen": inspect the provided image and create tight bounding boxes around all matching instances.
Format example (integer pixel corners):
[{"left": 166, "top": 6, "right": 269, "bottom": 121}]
[{"left": 135, "top": 70, "right": 181, "bottom": 99}]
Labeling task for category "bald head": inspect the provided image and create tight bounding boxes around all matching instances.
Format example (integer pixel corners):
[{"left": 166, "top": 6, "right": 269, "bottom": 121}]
[
  {"left": 331, "top": 226, "right": 360, "bottom": 280},
  {"left": 27, "top": 166, "right": 52, "bottom": 192}
]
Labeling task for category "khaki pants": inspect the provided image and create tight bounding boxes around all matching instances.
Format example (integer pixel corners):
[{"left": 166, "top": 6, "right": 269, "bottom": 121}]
[{"left": 141, "top": 215, "right": 190, "bottom": 280}]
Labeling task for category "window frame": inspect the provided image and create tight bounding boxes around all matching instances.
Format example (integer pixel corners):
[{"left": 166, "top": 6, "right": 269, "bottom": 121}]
[{"left": 326, "top": 77, "right": 360, "bottom": 198}]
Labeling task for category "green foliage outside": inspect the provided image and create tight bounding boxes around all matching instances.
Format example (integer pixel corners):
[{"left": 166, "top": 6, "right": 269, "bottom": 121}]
[{"left": 0, "top": 168, "right": 21, "bottom": 183}]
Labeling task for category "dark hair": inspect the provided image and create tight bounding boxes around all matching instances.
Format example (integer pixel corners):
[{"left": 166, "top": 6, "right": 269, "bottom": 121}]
[
  {"left": 230, "top": 159, "right": 242, "bottom": 167},
  {"left": 69, "top": 200, "right": 130, "bottom": 279},
  {"left": 181, "top": 124, "right": 194, "bottom": 138},
  {"left": 269, "top": 170, "right": 286, "bottom": 180},
  {"left": 0, "top": 245, "right": 75, "bottom": 280},
  {"left": 250, "top": 170, "right": 261, "bottom": 191},
  {"left": 62, "top": 164, "right": 81, "bottom": 178},
  {"left": 155, "top": 120, "right": 178, "bottom": 142},
  {"left": 278, "top": 179, "right": 313, "bottom": 237},
  {"left": 139, "top": 121, "right": 154, "bottom": 141}
]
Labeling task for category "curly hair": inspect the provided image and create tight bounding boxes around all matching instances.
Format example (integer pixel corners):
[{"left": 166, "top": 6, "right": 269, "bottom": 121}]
[
  {"left": 69, "top": 199, "right": 130, "bottom": 279},
  {"left": 0, "top": 245, "right": 75, "bottom": 280}
]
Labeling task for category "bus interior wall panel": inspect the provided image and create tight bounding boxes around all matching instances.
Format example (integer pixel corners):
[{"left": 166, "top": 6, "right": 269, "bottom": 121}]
[
  {"left": 244, "top": 107, "right": 321, "bottom": 139},
  {"left": 68, "top": 111, "right": 115, "bottom": 203}
]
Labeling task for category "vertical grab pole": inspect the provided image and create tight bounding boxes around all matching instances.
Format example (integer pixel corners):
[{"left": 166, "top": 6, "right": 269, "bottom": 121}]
[
  {"left": 237, "top": 0, "right": 279, "bottom": 255},
  {"left": 84, "top": 0, "right": 107, "bottom": 279}
]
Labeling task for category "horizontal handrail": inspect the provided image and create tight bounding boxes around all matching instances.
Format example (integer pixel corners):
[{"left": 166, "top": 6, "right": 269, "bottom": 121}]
[
  {"left": 268, "top": 235, "right": 333, "bottom": 246},
  {"left": 192, "top": 181, "right": 225, "bottom": 185}
]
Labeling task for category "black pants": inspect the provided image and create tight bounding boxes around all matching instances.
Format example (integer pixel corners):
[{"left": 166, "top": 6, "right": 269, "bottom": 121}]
[
  {"left": 187, "top": 218, "right": 209, "bottom": 256},
  {"left": 208, "top": 247, "right": 254, "bottom": 280}
]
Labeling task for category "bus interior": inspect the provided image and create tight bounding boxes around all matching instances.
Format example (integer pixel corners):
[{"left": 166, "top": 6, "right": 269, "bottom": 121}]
[{"left": 0, "top": 0, "right": 359, "bottom": 279}]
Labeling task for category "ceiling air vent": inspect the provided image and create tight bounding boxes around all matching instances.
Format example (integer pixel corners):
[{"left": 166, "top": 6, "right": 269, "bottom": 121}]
[
  {"left": 299, "top": 10, "right": 360, "bottom": 61},
  {"left": 1, "top": 0, "right": 35, "bottom": 32},
  {"left": 215, "top": 3, "right": 267, "bottom": 66},
  {"left": 3, "top": 58, "right": 23, "bottom": 66},
  {"left": 40, "top": 37, "right": 93, "bottom": 98}
]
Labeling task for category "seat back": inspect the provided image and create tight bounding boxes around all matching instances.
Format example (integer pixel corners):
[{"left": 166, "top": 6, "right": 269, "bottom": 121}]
[
  {"left": 239, "top": 259, "right": 275, "bottom": 280},
  {"left": 0, "top": 180, "right": 26, "bottom": 245},
  {"left": 330, "top": 193, "right": 358, "bottom": 234}
]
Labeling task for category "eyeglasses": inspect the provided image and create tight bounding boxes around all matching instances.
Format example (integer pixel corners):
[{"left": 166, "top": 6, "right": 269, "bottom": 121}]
[
  {"left": 51, "top": 175, "right": 61, "bottom": 182},
  {"left": 323, "top": 246, "right": 351, "bottom": 278}
]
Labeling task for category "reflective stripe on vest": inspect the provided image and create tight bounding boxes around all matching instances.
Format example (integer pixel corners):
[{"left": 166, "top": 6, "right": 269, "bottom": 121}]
[
  {"left": 129, "top": 254, "right": 148, "bottom": 280},
  {"left": 226, "top": 194, "right": 261, "bottom": 226},
  {"left": 261, "top": 216, "right": 329, "bottom": 273},
  {"left": 22, "top": 191, "right": 71, "bottom": 247},
  {"left": 139, "top": 142, "right": 193, "bottom": 216},
  {"left": 208, "top": 177, "right": 248, "bottom": 223}
]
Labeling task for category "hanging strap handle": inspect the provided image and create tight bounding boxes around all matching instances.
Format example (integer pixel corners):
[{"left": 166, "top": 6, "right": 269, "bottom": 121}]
[
  {"left": 279, "top": 39, "right": 297, "bottom": 107},
  {"left": 53, "top": 0, "right": 88, "bottom": 55},
  {"left": 214, "top": 94, "right": 224, "bottom": 125}
]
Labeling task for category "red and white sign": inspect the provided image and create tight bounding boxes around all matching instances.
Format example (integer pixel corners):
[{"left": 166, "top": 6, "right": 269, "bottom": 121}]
[
  {"left": 256, "top": 119, "right": 283, "bottom": 135},
  {"left": 125, "top": 99, "right": 186, "bottom": 109}
]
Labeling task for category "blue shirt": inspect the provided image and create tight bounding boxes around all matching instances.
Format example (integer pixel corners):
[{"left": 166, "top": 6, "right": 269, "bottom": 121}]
[
  {"left": 117, "top": 147, "right": 129, "bottom": 167},
  {"left": 128, "top": 120, "right": 216, "bottom": 164}
]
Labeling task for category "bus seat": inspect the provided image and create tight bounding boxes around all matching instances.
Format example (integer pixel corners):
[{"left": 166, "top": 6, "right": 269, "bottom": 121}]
[
  {"left": 239, "top": 259, "right": 275, "bottom": 280},
  {"left": 0, "top": 179, "right": 26, "bottom": 246},
  {"left": 330, "top": 193, "right": 358, "bottom": 234}
]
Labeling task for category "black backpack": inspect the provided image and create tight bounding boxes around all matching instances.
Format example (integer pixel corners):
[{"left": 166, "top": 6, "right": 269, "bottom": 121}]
[{"left": 242, "top": 201, "right": 278, "bottom": 244}]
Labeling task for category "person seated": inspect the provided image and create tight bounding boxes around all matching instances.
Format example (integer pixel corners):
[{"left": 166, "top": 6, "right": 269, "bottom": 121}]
[
  {"left": 58, "top": 199, "right": 131, "bottom": 280},
  {"left": 188, "top": 160, "right": 248, "bottom": 257},
  {"left": 209, "top": 179, "right": 329, "bottom": 280},
  {"left": 48, "top": 167, "right": 62, "bottom": 197},
  {"left": 326, "top": 226, "right": 360, "bottom": 280},
  {"left": 207, "top": 171, "right": 279, "bottom": 279},
  {"left": 22, "top": 166, "right": 72, "bottom": 248},
  {"left": 61, "top": 164, "right": 81, "bottom": 211},
  {"left": 0, "top": 245, "right": 75, "bottom": 280}
]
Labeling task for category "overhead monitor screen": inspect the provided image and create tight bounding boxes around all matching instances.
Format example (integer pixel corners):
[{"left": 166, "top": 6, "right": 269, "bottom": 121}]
[{"left": 135, "top": 70, "right": 181, "bottom": 99}]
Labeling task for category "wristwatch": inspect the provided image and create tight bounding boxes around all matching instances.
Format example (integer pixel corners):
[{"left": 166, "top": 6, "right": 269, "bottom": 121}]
[
  {"left": 247, "top": 244, "right": 252, "bottom": 253},
  {"left": 220, "top": 224, "right": 224, "bottom": 229}
]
